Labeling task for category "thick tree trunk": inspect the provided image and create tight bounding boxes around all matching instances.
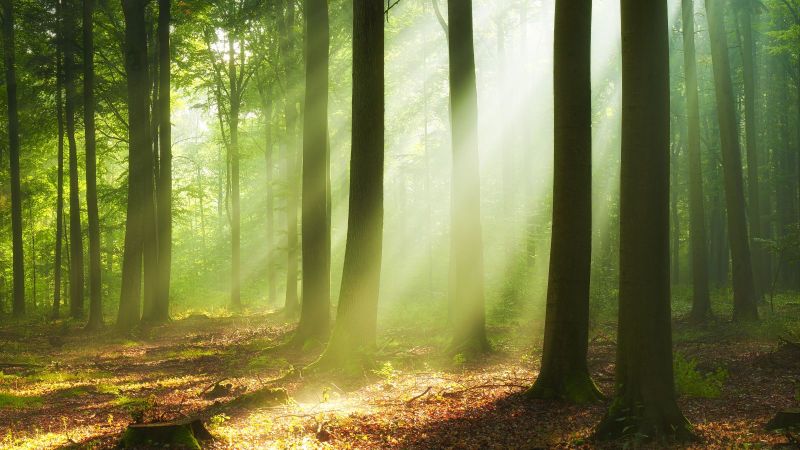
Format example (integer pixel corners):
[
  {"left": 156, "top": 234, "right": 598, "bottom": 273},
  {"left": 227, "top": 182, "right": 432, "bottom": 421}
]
[
  {"left": 682, "top": 0, "right": 712, "bottom": 322},
  {"left": 595, "top": 0, "right": 693, "bottom": 440},
  {"left": 317, "top": 0, "right": 384, "bottom": 366},
  {"left": 2, "top": 0, "right": 24, "bottom": 318},
  {"left": 153, "top": 0, "right": 172, "bottom": 322},
  {"left": 705, "top": 0, "right": 759, "bottom": 321},
  {"left": 739, "top": 6, "right": 765, "bottom": 299},
  {"left": 294, "top": 0, "right": 331, "bottom": 344},
  {"left": 64, "top": 0, "right": 85, "bottom": 319},
  {"left": 447, "top": 0, "right": 488, "bottom": 355},
  {"left": 84, "top": 0, "right": 103, "bottom": 330},
  {"left": 527, "top": 0, "right": 601, "bottom": 404},
  {"left": 52, "top": 36, "right": 65, "bottom": 320},
  {"left": 118, "top": 0, "right": 152, "bottom": 331}
]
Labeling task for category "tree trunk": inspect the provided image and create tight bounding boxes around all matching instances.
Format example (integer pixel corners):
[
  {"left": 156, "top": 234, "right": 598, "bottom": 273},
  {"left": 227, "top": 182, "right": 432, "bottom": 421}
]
[
  {"left": 280, "top": 0, "right": 300, "bottom": 315},
  {"left": 682, "top": 0, "right": 712, "bottom": 322},
  {"left": 447, "top": 0, "right": 488, "bottom": 355},
  {"left": 84, "top": 0, "right": 103, "bottom": 330},
  {"left": 527, "top": 0, "right": 601, "bottom": 404},
  {"left": 595, "top": 0, "right": 693, "bottom": 440},
  {"left": 229, "top": 36, "right": 242, "bottom": 310},
  {"left": 317, "top": 0, "right": 384, "bottom": 367},
  {"left": 153, "top": 0, "right": 172, "bottom": 322},
  {"left": 118, "top": 0, "right": 153, "bottom": 331},
  {"left": 52, "top": 29, "right": 65, "bottom": 320},
  {"left": 64, "top": 0, "right": 85, "bottom": 320},
  {"left": 2, "top": 0, "right": 24, "bottom": 318},
  {"left": 705, "top": 0, "right": 758, "bottom": 321},
  {"left": 671, "top": 141, "right": 681, "bottom": 285},
  {"left": 294, "top": 0, "right": 331, "bottom": 345},
  {"left": 739, "top": 5, "right": 765, "bottom": 299},
  {"left": 262, "top": 85, "right": 276, "bottom": 305}
]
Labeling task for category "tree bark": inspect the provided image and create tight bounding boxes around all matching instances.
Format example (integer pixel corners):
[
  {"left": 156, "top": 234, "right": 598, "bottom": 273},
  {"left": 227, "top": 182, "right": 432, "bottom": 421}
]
[
  {"left": 682, "top": 0, "right": 712, "bottom": 322},
  {"left": 118, "top": 0, "right": 153, "bottom": 331},
  {"left": 705, "top": 0, "right": 759, "bottom": 321},
  {"left": 64, "top": 0, "right": 85, "bottom": 319},
  {"left": 229, "top": 36, "right": 242, "bottom": 310},
  {"left": 294, "top": 0, "right": 331, "bottom": 344},
  {"left": 317, "top": 0, "right": 384, "bottom": 366},
  {"left": 279, "top": 0, "right": 300, "bottom": 316},
  {"left": 739, "top": 4, "right": 765, "bottom": 299},
  {"left": 84, "top": 0, "right": 103, "bottom": 330},
  {"left": 527, "top": 0, "right": 601, "bottom": 404},
  {"left": 595, "top": 0, "right": 693, "bottom": 440},
  {"left": 52, "top": 23, "right": 65, "bottom": 320},
  {"left": 447, "top": 0, "right": 488, "bottom": 355},
  {"left": 153, "top": 0, "right": 172, "bottom": 322}
]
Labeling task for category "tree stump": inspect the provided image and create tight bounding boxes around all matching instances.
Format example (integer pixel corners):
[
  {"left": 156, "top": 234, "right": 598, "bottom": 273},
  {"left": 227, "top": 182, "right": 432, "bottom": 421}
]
[
  {"left": 120, "top": 418, "right": 212, "bottom": 449},
  {"left": 766, "top": 409, "right": 800, "bottom": 431}
]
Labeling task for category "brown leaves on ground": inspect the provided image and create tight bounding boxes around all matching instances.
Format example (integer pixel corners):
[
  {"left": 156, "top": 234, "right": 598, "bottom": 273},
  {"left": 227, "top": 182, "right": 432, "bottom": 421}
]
[{"left": 0, "top": 311, "right": 797, "bottom": 449}]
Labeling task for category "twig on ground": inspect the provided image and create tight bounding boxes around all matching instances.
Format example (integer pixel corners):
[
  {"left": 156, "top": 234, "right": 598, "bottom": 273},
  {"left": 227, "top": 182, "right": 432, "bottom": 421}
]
[{"left": 406, "top": 386, "right": 433, "bottom": 405}]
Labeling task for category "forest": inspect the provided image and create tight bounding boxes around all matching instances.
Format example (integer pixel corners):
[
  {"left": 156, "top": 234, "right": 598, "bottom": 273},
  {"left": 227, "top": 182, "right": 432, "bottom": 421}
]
[{"left": 0, "top": 0, "right": 799, "bottom": 448}]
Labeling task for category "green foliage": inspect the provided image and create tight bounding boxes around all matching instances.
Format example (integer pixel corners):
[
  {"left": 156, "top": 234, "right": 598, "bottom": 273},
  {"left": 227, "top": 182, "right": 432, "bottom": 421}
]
[
  {"left": 0, "top": 393, "right": 42, "bottom": 409},
  {"left": 673, "top": 353, "right": 727, "bottom": 398},
  {"left": 115, "top": 395, "right": 156, "bottom": 423},
  {"left": 208, "top": 413, "right": 230, "bottom": 429}
]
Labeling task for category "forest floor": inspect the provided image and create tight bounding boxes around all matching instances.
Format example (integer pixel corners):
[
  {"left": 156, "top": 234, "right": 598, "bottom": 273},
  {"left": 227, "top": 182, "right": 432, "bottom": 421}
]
[{"left": 0, "top": 295, "right": 799, "bottom": 449}]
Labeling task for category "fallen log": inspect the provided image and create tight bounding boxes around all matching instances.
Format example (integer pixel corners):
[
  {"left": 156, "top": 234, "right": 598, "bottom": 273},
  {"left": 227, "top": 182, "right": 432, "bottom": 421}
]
[{"left": 120, "top": 418, "right": 212, "bottom": 449}]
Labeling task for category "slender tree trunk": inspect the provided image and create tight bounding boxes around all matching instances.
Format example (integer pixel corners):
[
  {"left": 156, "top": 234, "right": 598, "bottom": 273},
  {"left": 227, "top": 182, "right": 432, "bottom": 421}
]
[
  {"left": 84, "top": 0, "right": 103, "bottom": 330},
  {"left": 118, "top": 0, "right": 152, "bottom": 331},
  {"left": 294, "top": 0, "right": 331, "bottom": 344},
  {"left": 683, "top": 0, "right": 712, "bottom": 322},
  {"left": 64, "top": 0, "right": 85, "bottom": 319},
  {"left": 671, "top": 141, "right": 681, "bottom": 285},
  {"left": 262, "top": 86, "right": 276, "bottom": 305},
  {"left": 595, "top": 0, "right": 693, "bottom": 440},
  {"left": 705, "top": 0, "right": 758, "bottom": 321},
  {"left": 278, "top": 0, "right": 300, "bottom": 315},
  {"left": 527, "top": 0, "right": 601, "bottom": 404},
  {"left": 52, "top": 33, "right": 65, "bottom": 320},
  {"left": 447, "top": 0, "right": 488, "bottom": 355},
  {"left": 739, "top": 5, "right": 765, "bottom": 299},
  {"left": 153, "top": 0, "right": 172, "bottom": 322},
  {"left": 229, "top": 36, "right": 242, "bottom": 310},
  {"left": 317, "top": 0, "right": 384, "bottom": 366}
]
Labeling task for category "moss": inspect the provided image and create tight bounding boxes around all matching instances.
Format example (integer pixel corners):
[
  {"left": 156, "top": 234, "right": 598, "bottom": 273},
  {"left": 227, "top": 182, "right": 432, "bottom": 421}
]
[
  {"left": 0, "top": 393, "right": 43, "bottom": 409},
  {"left": 120, "top": 424, "right": 201, "bottom": 449}
]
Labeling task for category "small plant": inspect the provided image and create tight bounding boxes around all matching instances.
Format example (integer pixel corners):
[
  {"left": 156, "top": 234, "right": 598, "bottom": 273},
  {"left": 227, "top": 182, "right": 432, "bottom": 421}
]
[
  {"left": 674, "top": 353, "right": 727, "bottom": 398},
  {"left": 452, "top": 353, "right": 467, "bottom": 369},
  {"left": 208, "top": 413, "right": 230, "bottom": 429},
  {"left": 373, "top": 361, "right": 397, "bottom": 382}
]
